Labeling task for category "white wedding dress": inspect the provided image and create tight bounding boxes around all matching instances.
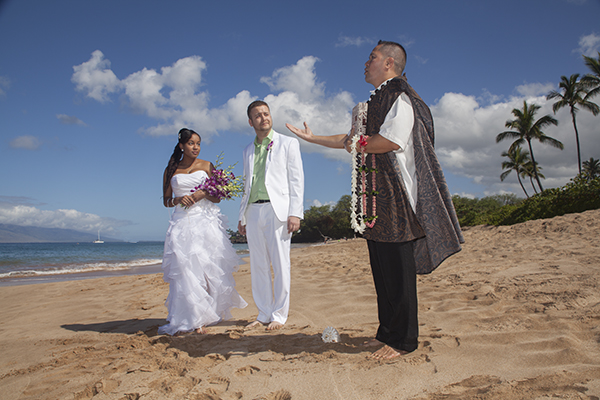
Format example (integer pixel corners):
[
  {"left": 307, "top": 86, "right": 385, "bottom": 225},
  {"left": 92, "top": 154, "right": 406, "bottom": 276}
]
[{"left": 159, "top": 170, "right": 247, "bottom": 335}]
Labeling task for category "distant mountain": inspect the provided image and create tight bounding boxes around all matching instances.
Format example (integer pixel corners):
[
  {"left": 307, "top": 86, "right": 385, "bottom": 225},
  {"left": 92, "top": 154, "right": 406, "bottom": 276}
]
[{"left": 0, "top": 224, "right": 122, "bottom": 243}]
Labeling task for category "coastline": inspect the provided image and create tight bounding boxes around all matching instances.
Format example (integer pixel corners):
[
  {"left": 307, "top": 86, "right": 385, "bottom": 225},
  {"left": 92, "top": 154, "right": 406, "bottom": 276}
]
[
  {"left": 0, "top": 241, "right": 319, "bottom": 287},
  {"left": 1, "top": 211, "right": 599, "bottom": 399}
]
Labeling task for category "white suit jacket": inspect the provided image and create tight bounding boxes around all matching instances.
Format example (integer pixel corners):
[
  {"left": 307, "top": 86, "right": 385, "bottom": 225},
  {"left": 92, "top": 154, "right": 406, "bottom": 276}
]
[{"left": 238, "top": 130, "right": 304, "bottom": 225}]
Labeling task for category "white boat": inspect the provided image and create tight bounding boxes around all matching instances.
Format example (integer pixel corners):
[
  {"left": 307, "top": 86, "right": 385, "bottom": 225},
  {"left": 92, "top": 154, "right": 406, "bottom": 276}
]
[{"left": 93, "top": 230, "right": 104, "bottom": 244}]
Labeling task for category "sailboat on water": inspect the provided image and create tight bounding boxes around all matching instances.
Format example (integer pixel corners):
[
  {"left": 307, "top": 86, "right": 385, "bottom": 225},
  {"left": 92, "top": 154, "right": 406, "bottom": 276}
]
[{"left": 93, "top": 229, "right": 104, "bottom": 244}]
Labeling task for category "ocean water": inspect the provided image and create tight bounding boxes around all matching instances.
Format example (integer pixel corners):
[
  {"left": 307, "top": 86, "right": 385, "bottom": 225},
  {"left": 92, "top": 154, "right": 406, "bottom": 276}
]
[{"left": 0, "top": 241, "right": 249, "bottom": 285}]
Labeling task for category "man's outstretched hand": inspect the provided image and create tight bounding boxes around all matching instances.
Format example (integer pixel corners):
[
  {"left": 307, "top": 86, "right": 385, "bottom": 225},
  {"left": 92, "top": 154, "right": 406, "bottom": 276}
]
[{"left": 286, "top": 122, "right": 313, "bottom": 142}]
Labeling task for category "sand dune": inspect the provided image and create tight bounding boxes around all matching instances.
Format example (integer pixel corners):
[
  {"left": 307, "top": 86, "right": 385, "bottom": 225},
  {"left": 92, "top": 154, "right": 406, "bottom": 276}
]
[{"left": 1, "top": 209, "right": 599, "bottom": 399}]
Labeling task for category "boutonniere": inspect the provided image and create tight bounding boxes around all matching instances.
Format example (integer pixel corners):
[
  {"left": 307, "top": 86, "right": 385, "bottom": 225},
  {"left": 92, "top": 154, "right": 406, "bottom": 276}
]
[{"left": 267, "top": 140, "right": 273, "bottom": 152}]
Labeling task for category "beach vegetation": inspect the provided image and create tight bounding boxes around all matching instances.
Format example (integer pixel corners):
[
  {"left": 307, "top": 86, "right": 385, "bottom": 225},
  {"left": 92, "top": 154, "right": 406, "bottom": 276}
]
[
  {"left": 547, "top": 73, "right": 599, "bottom": 175},
  {"left": 500, "top": 146, "right": 532, "bottom": 198},
  {"left": 454, "top": 175, "right": 600, "bottom": 227},
  {"left": 582, "top": 157, "right": 600, "bottom": 180},
  {"left": 581, "top": 51, "right": 600, "bottom": 105},
  {"left": 496, "top": 101, "right": 562, "bottom": 192},
  {"left": 293, "top": 195, "right": 355, "bottom": 243},
  {"left": 521, "top": 160, "right": 544, "bottom": 196}
]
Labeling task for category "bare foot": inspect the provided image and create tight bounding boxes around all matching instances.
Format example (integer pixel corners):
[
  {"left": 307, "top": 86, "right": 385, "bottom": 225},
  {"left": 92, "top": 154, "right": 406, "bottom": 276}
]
[
  {"left": 195, "top": 327, "right": 207, "bottom": 334},
  {"left": 368, "top": 345, "right": 408, "bottom": 360},
  {"left": 246, "top": 320, "right": 264, "bottom": 329},
  {"left": 266, "top": 321, "right": 284, "bottom": 331},
  {"left": 362, "top": 338, "right": 382, "bottom": 347}
]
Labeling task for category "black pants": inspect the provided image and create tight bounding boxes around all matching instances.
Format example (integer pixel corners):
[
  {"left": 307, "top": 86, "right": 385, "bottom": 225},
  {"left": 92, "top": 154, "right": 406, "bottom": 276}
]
[{"left": 367, "top": 240, "right": 419, "bottom": 352}]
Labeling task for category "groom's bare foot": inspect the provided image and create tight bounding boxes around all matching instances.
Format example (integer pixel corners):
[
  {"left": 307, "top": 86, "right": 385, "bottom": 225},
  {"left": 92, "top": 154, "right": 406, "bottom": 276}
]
[
  {"left": 368, "top": 345, "right": 408, "bottom": 360},
  {"left": 246, "top": 320, "right": 264, "bottom": 329},
  {"left": 266, "top": 321, "right": 283, "bottom": 331}
]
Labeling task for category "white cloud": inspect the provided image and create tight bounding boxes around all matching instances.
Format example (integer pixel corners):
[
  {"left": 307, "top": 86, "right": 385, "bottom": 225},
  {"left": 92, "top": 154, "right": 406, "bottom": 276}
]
[
  {"left": 575, "top": 32, "right": 600, "bottom": 57},
  {"left": 431, "top": 90, "right": 600, "bottom": 196},
  {"left": 396, "top": 35, "right": 415, "bottom": 49},
  {"left": 261, "top": 56, "right": 324, "bottom": 101},
  {"left": 57, "top": 114, "right": 86, "bottom": 126},
  {"left": 335, "top": 35, "right": 375, "bottom": 47},
  {"left": 71, "top": 52, "right": 355, "bottom": 150},
  {"left": 71, "top": 51, "right": 600, "bottom": 198},
  {"left": 9, "top": 135, "right": 41, "bottom": 150},
  {"left": 0, "top": 202, "right": 130, "bottom": 235},
  {"left": 414, "top": 55, "right": 428, "bottom": 65},
  {"left": 0, "top": 75, "right": 10, "bottom": 97},
  {"left": 72, "top": 50, "right": 121, "bottom": 102},
  {"left": 260, "top": 57, "right": 355, "bottom": 161},
  {"left": 515, "top": 82, "right": 556, "bottom": 97}
]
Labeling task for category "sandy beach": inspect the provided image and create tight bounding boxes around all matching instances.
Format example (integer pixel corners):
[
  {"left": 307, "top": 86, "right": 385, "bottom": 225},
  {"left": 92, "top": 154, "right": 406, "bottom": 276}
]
[{"left": 1, "top": 209, "right": 599, "bottom": 399}]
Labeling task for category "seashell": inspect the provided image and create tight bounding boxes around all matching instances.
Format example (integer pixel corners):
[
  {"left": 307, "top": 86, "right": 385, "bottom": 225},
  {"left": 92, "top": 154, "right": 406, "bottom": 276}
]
[{"left": 321, "top": 326, "right": 341, "bottom": 343}]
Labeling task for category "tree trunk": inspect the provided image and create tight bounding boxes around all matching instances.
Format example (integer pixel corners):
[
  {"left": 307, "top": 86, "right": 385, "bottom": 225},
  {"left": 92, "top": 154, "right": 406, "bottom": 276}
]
[
  {"left": 527, "top": 139, "right": 544, "bottom": 192},
  {"left": 518, "top": 173, "right": 530, "bottom": 198},
  {"left": 571, "top": 110, "right": 582, "bottom": 175},
  {"left": 529, "top": 176, "right": 538, "bottom": 194}
]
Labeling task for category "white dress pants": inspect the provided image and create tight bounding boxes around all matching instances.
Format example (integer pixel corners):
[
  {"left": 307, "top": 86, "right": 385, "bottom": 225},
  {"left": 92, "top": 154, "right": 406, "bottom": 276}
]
[{"left": 245, "top": 203, "right": 291, "bottom": 324}]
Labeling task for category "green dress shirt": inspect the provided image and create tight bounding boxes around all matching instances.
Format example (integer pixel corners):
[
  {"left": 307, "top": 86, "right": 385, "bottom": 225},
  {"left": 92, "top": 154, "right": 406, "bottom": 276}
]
[{"left": 248, "top": 129, "right": 273, "bottom": 204}]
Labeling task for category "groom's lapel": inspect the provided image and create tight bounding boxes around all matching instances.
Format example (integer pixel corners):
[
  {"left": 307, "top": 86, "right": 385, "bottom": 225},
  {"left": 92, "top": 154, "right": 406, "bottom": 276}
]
[
  {"left": 265, "top": 133, "right": 275, "bottom": 171},
  {"left": 248, "top": 143, "right": 255, "bottom": 181}
]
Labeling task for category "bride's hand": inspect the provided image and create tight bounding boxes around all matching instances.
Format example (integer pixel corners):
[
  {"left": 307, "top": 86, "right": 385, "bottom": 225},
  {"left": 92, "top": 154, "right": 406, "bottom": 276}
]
[
  {"left": 180, "top": 194, "right": 196, "bottom": 208},
  {"left": 286, "top": 122, "right": 314, "bottom": 142}
]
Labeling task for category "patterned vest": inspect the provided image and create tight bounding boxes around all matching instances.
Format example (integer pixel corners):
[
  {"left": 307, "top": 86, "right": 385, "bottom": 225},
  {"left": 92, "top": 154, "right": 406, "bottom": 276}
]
[
  {"left": 361, "top": 76, "right": 464, "bottom": 274},
  {"left": 361, "top": 78, "right": 425, "bottom": 243}
]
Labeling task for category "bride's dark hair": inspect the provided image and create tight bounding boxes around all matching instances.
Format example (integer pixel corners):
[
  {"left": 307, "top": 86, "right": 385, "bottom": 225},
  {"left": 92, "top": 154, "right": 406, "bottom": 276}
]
[{"left": 163, "top": 128, "right": 200, "bottom": 199}]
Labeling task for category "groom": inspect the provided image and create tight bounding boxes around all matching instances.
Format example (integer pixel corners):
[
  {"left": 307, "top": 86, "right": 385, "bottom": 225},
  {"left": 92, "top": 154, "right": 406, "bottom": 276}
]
[{"left": 238, "top": 100, "right": 304, "bottom": 330}]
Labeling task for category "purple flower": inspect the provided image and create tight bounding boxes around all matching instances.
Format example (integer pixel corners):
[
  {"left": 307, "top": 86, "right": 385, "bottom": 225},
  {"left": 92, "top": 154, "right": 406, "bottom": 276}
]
[{"left": 267, "top": 140, "right": 273, "bottom": 152}]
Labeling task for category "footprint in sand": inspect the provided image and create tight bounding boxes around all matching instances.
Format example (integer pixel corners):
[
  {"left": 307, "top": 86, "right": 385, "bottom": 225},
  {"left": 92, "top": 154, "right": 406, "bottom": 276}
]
[{"left": 235, "top": 365, "right": 261, "bottom": 376}]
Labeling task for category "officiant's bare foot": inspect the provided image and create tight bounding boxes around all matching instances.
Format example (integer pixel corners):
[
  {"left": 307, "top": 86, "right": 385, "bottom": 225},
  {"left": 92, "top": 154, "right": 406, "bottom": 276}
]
[
  {"left": 362, "top": 338, "right": 382, "bottom": 347},
  {"left": 246, "top": 320, "right": 264, "bottom": 329},
  {"left": 368, "top": 345, "right": 408, "bottom": 360},
  {"left": 266, "top": 321, "right": 283, "bottom": 331}
]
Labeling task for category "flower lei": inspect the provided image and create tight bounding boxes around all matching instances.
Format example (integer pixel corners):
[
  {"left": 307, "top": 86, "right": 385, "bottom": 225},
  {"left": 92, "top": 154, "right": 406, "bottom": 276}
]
[{"left": 350, "top": 102, "right": 378, "bottom": 233}]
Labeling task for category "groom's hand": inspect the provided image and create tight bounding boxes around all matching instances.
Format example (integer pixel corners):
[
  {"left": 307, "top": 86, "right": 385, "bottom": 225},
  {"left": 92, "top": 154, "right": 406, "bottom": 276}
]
[
  {"left": 238, "top": 221, "right": 246, "bottom": 236},
  {"left": 287, "top": 216, "right": 300, "bottom": 234}
]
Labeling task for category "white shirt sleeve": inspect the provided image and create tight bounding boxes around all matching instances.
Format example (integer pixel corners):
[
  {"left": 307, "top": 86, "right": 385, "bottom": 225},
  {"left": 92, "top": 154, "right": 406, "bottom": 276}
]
[
  {"left": 377, "top": 92, "right": 418, "bottom": 212},
  {"left": 378, "top": 93, "right": 414, "bottom": 150}
]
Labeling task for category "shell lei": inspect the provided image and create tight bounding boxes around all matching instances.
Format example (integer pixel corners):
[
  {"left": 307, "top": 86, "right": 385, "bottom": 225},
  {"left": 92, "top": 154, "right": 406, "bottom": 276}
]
[
  {"left": 350, "top": 102, "right": 378, "bottom": 233},
  {"left": 350, "top": 134, "right": 366, "bottom": 234}
]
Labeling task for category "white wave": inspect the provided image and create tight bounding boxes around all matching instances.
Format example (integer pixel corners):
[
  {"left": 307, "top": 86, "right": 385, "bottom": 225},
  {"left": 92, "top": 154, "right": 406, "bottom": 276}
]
[{"left": 0, "top": 258, "right": 162, "bottom": 279}]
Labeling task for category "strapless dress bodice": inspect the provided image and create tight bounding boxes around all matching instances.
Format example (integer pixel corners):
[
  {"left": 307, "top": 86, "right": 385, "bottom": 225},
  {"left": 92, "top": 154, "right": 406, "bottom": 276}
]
[{"left": 170, "top": 170, "right": 208, "bottom": 198}]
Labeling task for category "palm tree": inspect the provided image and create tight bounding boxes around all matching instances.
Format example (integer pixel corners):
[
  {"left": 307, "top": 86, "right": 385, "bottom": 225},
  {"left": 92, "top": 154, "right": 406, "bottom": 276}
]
[
  {"left": 582, "top": 157, "right": 600, "bottom": 179},
  {"left": 500, "top": 146, "right": 531, "bottom": 198},
  {"left": 547, "top": 74, "right": 599, "bottom": 175},
  {"left": 581, "top": 52, "right": 600, "bottom": 101},
  {"left": 496, "top": 101, "right": 563, "bottom": 192},
  {"left": 521, "top": 161, "right": 544, "bottom": 194}
]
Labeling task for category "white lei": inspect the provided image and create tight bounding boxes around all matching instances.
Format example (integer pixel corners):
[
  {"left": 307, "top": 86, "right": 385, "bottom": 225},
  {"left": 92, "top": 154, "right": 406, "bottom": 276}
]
[{"left": 350, "top": 102, "right": 368, "bottom": 234}]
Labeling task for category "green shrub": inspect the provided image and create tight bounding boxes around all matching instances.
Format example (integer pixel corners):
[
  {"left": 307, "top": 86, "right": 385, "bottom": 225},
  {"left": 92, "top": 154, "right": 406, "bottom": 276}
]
[{"left": 455, "top": 177, "right": 600, "bottom": 227}]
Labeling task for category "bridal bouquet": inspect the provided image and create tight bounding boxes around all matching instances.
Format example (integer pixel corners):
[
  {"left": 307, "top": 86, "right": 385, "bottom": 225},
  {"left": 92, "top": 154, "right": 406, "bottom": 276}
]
[{"left": 191, "top": 152, "right": 243, "bottom": 201}]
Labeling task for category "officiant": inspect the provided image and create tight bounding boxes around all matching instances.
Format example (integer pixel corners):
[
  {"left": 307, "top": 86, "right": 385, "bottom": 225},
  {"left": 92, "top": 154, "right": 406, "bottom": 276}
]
[{"left": 286, "top": 40, "right": 464, "bottom": 359}]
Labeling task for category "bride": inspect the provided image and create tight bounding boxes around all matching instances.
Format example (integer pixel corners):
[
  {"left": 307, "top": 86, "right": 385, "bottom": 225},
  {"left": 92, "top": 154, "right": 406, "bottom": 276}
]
[{"left": 159, "top": 128, "right": 247, "bottom": 335}]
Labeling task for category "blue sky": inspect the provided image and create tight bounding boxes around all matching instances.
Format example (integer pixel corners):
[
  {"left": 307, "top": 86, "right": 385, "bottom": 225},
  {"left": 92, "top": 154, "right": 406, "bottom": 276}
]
[{"left": 1, "top": 0, "right": 599, "bottom": 242}]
